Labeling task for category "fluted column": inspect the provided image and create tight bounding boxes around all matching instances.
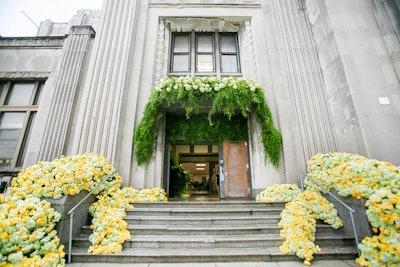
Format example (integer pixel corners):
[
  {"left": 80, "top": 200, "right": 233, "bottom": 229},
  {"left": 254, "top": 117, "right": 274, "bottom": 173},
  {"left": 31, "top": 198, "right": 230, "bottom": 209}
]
[
  {"left": 38, "top": 26, "right": 95, "bottom": 161},
  {"left": 272, "top": 0, "right": 337, "bottom": 160},
  {"left": 71, "top": 0, "right": 139, "bottom": 163}
]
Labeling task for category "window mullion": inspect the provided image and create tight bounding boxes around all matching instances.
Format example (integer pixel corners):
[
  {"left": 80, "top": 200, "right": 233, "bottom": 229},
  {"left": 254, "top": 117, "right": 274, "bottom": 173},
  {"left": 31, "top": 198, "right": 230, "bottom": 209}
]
[
  {"left": 0, "top": 82, "right": 11, "bottom": 106},
  {"left": 29, "top": 82, "right": 39, "bottom": 105},
  {"left": 191, "top": 30, "right": 196, "bottom": 77},
  {"left": 215, "top": 31, "right": 221, "bottom": 77},
  {"left": 11, "top": 111, "right": 29, "bottom": 168}
]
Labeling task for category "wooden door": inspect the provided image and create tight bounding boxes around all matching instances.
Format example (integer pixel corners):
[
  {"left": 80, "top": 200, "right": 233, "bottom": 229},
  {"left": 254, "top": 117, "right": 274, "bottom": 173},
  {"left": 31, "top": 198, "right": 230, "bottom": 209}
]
[{"left": 223, "top": 140, "right": 249, "bottom": 198}]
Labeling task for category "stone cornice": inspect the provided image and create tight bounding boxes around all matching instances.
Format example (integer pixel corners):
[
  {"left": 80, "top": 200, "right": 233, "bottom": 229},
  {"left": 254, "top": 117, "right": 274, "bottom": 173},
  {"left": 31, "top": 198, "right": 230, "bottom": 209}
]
[
  {"left": 0, "top": 71, "right": 50, "bottom": 79},
  {"left": 0, "top": 37, "right": 64, "bottom": 48}
]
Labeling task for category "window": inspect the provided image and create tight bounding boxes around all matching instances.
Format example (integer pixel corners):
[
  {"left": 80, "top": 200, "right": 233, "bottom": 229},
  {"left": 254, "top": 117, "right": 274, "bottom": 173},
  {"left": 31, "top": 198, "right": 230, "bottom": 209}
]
[
  {"left": 0, "top": 81, "right": 43, "bottom": 169},
  {"left": 170, "top": 31, "right": 240, "bottom": 76}
]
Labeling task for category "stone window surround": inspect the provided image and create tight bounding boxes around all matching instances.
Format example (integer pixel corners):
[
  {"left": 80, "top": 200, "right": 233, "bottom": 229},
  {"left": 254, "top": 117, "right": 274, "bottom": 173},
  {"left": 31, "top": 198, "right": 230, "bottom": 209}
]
[{"left": 153, "top": 17, "right": 258, "bottom": 86}]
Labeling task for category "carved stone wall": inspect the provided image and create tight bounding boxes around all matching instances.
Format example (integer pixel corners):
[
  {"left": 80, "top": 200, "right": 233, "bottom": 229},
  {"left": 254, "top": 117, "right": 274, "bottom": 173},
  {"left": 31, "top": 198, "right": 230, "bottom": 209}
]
[
  {"left": 0, "top": 37, "right": 64, "bottom": 47},
  {"left": 0, "top": 72, "right": 50, "bottom": 79}
]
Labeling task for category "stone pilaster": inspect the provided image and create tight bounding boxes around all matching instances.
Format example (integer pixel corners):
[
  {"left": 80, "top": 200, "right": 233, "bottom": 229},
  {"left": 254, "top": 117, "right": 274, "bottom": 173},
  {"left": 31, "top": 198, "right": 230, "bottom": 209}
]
[
  {"left": 38, "top": 26, "right": 95, "bottom": 161},
  {"left": 71, "top": 0, "right": 140, "bottom": 164},
  {"left": 272, "top": 0, "right": 337, "bottom": 161}
]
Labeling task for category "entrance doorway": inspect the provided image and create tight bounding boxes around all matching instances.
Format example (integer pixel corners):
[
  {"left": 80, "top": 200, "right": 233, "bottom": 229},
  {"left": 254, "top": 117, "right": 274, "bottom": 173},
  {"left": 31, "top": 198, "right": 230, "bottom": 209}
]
[
  {"left": 169, "top": 144, "right": 220, "bottom": 198},
  {"left": 164, "top": 113, "right": 251, "bottom": 199},
  {"left": 167, "top": 141, "right": 250, "bottom": 199}
]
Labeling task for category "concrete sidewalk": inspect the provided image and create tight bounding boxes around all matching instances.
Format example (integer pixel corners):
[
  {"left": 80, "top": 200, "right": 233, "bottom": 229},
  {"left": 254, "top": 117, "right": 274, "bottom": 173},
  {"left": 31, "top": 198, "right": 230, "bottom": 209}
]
[{"left": 67, "top": 260, "right": 359, "bottom": 267}]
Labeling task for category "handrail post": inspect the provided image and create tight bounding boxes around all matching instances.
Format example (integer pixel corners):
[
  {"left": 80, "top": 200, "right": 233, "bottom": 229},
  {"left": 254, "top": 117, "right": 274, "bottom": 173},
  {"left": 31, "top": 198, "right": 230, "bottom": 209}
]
[
  {"left": 68, "top": 212, "right": 73, "bottom": 263},
  {"left": 66, "top": 170, "right": 117, "bottom": 264},
  {"left": 349, "top": 211, "right": 360, "bottom": 256}
]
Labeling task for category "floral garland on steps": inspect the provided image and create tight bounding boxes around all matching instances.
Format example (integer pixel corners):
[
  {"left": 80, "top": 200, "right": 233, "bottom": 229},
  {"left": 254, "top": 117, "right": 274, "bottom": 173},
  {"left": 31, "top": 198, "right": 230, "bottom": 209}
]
[
  {"left": 256, "top": 153, "right": 400, "bottom": 266},
  {"left": 306, "top": 152, "right": 399, "bottom": 267},
  {"left": 256, "top": 184, "right": 343, "bottom": 265},
  {"left": 0, "top": 153, "right": 167, "bottom": 266}
]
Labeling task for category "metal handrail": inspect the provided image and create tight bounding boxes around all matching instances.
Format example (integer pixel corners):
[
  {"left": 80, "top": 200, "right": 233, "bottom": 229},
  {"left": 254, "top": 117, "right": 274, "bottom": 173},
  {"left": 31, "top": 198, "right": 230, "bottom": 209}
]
[
  {"left": 67, "top": 170, "right": 117, "bottom": 263},
  {"left": 299, "top": 170, "right": 360, "bottom": 256}
]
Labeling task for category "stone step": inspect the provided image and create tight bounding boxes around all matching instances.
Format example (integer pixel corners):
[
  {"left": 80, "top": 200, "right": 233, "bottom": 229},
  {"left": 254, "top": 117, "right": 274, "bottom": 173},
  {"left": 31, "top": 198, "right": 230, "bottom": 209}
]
[
  {"left": 70, "top": 201, "right": 357, "bottom": 264},
  {"left": 79, "top": 223, "right": 345, "bottom": 236},
  {"left": 131, "top": 201, "right": 286, "bottom": 209},
  {"left": 125, "top": 214, "right": 281, "bottom": 225},
  {"left": 73, "top": 233, "right": 355, "bottom": 249},
  {"left": 70, "top": 246, "right": 358, "bottom": 263},
  {"left": 127, "top": 207, "right": 284, "bottom": 217}
]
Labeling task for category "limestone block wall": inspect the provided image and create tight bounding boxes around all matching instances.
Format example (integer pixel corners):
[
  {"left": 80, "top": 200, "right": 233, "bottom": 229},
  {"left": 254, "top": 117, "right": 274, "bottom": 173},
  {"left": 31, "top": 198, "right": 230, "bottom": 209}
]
[{"left": 306, "top": 0, "right": 400, "bottom": 164}]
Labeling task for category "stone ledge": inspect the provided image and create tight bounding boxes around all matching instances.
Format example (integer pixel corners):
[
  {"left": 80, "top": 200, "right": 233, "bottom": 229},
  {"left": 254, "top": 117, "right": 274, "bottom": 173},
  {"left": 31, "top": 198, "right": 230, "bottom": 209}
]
[
  {"left": 45, "top": 191, "right": 96, "bottom": 247},
  {"left": 324, "top": 192, "right": 373, "bottom": 242}
]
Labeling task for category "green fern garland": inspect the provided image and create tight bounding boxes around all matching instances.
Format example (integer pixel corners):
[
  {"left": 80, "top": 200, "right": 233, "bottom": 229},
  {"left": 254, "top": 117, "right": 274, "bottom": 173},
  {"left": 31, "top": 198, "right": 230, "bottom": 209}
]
[{"left": 134, "top": 76, "right": 282, "bottom": 167}]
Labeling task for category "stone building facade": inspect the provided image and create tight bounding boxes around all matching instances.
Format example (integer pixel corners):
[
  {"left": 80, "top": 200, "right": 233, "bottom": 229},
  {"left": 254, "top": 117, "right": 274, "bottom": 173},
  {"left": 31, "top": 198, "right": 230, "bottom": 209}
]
[{"left": 1, "top": 0, "right": 399, "bottom": 198}]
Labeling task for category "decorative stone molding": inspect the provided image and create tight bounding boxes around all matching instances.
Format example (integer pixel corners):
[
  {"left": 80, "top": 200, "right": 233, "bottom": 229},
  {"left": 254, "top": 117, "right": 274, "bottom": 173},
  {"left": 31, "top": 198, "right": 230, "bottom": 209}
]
[
  {"left": 68, "top": 25, "right": 96, "bottom": 36},
  {"left": 150, "top": 0, "right": 261, "bottom": 6},
  {"left": 0, "top": 37, "right": 64, "bottom": 47},
  {"left": 0, "top": 71, "right": 50, "bottom": 79},
  {"left": 166, "top": 17, "right": 239, "bottom": 32},
  {"left": 242, "top": 20, "right": 258, "bottom": 80},
  {"left": 153, "top": 19, "right": 167, "bottom": 86}
]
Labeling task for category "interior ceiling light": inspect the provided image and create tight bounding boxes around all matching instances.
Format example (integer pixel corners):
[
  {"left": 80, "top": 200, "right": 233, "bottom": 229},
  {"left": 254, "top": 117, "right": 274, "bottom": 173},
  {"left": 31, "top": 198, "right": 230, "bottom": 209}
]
[
  {"left": 196, "top": 168, "right": 205, "bottom": 170},
  {"left": 195, "top": 163, "right": 207, "bottom": 166}
]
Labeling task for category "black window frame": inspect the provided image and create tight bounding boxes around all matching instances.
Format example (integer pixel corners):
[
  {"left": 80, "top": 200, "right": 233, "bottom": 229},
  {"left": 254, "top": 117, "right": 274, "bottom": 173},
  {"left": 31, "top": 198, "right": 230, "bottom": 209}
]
[
  {"left": 0, "top": 80, "right": 43, "bottom": 170},
  {"left": 169, "top": 31, "right": 241, "bottom": 77}
]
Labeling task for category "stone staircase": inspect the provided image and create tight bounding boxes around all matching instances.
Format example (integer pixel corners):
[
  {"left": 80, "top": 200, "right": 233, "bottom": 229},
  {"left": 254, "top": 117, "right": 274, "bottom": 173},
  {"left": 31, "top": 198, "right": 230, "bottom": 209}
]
[{"left": 70, "top": 201, "right": 358, "bottom": 263}]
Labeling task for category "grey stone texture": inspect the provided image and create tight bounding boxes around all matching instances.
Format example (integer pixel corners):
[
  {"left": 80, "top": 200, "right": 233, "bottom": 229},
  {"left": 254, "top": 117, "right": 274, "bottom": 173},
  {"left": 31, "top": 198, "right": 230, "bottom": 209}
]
[{"left": 45, "top": 191, "right": 96, "bottom": 247}]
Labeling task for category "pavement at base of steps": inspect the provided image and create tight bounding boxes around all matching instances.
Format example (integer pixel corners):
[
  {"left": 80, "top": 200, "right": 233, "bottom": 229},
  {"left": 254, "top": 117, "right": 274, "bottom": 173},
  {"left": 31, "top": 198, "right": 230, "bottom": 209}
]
[{"left": 66, "top": 260, "right": 359, "bottom": 267}]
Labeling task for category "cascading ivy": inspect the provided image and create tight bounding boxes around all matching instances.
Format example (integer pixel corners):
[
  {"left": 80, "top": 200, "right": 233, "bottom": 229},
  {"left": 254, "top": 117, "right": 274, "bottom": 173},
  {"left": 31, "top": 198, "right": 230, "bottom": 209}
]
[{"left": 134, "top": 76, "right": 282, "bottom": 167}]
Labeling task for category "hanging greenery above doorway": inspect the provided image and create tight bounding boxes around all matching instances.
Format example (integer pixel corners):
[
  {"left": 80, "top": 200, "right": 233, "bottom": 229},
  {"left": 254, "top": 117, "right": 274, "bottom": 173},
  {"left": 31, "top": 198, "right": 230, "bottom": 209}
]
[
  {"left": 166, "top": 114, "right": 248, "bottom": 144},
  {"left": 134, "top": 76, "right": 282, "bottom": 167}
]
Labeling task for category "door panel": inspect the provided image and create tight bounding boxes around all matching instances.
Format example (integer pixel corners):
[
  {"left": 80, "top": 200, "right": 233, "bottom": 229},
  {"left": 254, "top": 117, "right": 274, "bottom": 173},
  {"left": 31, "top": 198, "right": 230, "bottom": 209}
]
[{"left": 223, "top": 140, "right": 249, "bottom": 198}]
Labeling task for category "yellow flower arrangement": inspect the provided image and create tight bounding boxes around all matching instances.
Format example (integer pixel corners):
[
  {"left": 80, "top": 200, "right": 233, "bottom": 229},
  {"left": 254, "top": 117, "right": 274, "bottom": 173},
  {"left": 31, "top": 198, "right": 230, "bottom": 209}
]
[
  {"left": 9, "top": 153, "right": 118, "bottom": 200},
  {"left": 0, "top": 196, "right": 64, "bottom": 267},
  {"left": 3, "top": 153, "right": 169, "bottom": 265},
  {"left": 256, "top": 184, "right": 302, "bottom": 203},
  {"left": 307, "top": 152, "right": 400, "bottom": 267},
  {"left": 133, "top": 187, "right": 168, "bottom": 202},
  {"left": 86, "top": 186, "right": 167, "bottom": 254},
  {"left": 278, "top": 190, "right": 343, "bottom": 265}
]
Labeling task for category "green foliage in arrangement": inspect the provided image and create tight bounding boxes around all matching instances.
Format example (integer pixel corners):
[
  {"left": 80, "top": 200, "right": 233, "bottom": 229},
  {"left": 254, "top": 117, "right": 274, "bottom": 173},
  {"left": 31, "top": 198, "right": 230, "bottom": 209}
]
[
  {"left": 169, "top": 151, "right": 190, "bottom": 197},
  {"left": 134, "top": 76, "right": 282, "bottom": 167},
  {"left": 166, "top": 114, "right": 248, "bottom": 144}
]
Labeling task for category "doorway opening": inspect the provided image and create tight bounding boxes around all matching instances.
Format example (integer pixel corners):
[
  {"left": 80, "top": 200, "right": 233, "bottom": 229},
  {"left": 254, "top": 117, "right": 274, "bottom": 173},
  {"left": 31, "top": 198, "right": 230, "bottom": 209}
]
[
  {"left": 169, "top": 143, "right": 220, "bottom": 199},
  {"left": 165, "top": 113, "right": 251, "bottom": 199}
]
